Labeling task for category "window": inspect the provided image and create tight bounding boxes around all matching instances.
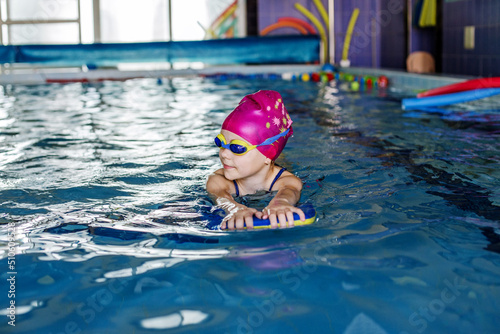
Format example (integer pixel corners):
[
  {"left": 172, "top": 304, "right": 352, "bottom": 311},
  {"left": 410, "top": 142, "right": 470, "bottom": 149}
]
[
  {"left": 171, "top": 0, "right": 238, "bottom": 41},
  {"left": 0, "top": 0, "right": 245, "bottom": 45},
  {"left": 100, "top": 0, "right": 168, "bottom": 43},
  {"left": 0, "top": 0, "right": 82, "bottom": 44}
]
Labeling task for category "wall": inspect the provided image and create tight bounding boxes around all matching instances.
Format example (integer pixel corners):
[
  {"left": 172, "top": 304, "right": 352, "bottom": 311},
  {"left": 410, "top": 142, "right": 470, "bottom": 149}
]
[
  {"left": 334, "top": 0, "right": 381, "bottom": 68},
  {"left": 257, "top": 0, "right": 407, "bottom": 69},
  {"left": 258, "top": 0, "right": 328, "bottom": 35},
  {"left": 441, "top": 0, "right": 500, "bottom": 77},
  {"left": 408, "top": 0, "right": 440, "bottom": 68},
  {"left": 378, "top": 0, "right": 407, "bottom": 69},
  {"left": 334, "top": 0, "right": 407, "bottom": 69},
  {"left": 257, "top": 0, "right": 500, "bottom": 77}
]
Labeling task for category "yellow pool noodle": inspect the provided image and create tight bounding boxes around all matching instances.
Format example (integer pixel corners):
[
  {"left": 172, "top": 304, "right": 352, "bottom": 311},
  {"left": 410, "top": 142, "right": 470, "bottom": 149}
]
[
  {"left": 342, "top": 8, "right": 360, "bottom": 61},
  {"left": 313, "top": 0, "right": 329, "bottom": 28},
  {"left": 419, "top": 0, "right": 436, "bottom": 27},
  {"left": 295, "top": 3, "right": 327, "bottom": 62}
]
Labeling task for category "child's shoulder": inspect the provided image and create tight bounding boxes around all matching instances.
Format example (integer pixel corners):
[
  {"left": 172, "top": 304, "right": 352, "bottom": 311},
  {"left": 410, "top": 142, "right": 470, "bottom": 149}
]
[
  {"left": 207, "top": 168, "right": 229, "bottom": 183},
  {"left": 206, "top": 168, "right": 232, "bottom": 192},
  {"left": 273, "top": 167, "right": 302, "bottom": 190},
  {"left": 211, "top": 168, "right": 226, "bottom": 177}
]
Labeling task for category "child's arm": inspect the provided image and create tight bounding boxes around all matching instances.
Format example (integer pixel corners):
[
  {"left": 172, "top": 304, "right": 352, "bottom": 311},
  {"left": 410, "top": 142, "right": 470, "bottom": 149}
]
[
  {"left": 206, "top": 171, "right": 259, "bottom": 230},
  {"left": 258, "top": 174, "right": 306, "bottom": 228}
]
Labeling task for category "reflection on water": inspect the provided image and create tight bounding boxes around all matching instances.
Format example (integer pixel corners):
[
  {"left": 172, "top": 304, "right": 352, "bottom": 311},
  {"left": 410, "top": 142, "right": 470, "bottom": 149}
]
[{"left": 0, "top": 77, "right": 499, "bottom": 333}]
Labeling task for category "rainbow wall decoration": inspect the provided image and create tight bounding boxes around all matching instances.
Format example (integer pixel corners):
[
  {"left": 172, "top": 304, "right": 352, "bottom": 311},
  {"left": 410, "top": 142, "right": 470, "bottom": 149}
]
[{"left": 260, "top": 0, "right": 329, "bottom": 62}]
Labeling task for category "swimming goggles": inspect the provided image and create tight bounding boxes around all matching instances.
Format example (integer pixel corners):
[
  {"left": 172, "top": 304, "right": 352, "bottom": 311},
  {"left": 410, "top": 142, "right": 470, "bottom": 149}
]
[{"left": 214, "top": 128, "right": 290, "bottom": 155}]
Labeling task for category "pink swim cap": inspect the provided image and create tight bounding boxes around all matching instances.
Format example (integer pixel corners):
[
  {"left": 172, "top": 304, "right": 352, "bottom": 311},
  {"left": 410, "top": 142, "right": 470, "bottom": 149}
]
[{"left": 222, "top": 90, "right": 293, "bottom": 161}]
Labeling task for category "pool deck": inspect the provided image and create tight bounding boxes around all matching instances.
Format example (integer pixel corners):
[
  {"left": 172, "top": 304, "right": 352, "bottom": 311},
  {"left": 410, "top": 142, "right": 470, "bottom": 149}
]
[
  {"left": 0, "top": 63, "right": 474, "bottom": 94},
  {"left": 0, "top": 64, "right": 321, "bottom": 85}
]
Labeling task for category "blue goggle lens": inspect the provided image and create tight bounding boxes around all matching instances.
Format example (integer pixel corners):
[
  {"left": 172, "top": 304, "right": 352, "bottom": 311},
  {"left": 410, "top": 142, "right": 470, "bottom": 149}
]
[
  {"left": 229, "top": 144, "right": 247, "bottom": 154},
  {"left": 214, "top": 137, "right": 222, "bottom": 147},
  {"left": 214, "top": 137, "right": 248, "bottom": 154}
]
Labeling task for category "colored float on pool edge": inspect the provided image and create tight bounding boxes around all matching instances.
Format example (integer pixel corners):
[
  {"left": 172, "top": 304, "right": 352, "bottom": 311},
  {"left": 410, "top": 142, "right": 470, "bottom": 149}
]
[
  {"left": 377, "top": 75, "right": 389, "bottom": 88},
  {"left": 351, "top": 81, "right": 360, "bottom": 91},
  {"left": 200, "top": 70, "right": 389, "bottom": 89}
]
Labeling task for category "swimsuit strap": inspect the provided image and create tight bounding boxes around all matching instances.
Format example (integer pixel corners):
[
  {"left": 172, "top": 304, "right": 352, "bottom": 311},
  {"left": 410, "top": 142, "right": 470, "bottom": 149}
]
[
  {"left": 233, "top": 180, "right": 240, "bottom": 197},
  {"left": 269, "top": 167, "right": 287, "bottom": 192},
  {"left": 233, "top": 167, "right": 286, "bottom": 197}
]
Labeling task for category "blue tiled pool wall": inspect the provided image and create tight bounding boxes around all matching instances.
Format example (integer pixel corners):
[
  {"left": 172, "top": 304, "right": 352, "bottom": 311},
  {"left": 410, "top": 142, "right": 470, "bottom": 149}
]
[
  {"left": 258, "top": 0, "right": 500, "bottom": 77},
  {"left": 441, "top": 0, "right": 500, "bottom": 77}
]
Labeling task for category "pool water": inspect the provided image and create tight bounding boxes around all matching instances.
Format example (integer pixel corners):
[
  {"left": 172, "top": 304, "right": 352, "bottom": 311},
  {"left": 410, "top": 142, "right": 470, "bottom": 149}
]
[{"left": 1, "top": 77, "right": 499, "bottom": 333}]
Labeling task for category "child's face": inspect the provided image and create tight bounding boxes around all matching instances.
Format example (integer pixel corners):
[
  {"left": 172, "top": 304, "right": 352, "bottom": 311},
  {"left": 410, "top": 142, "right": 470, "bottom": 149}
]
[{"left": 218, "top": 130, "right": 269, "bottom": 180}]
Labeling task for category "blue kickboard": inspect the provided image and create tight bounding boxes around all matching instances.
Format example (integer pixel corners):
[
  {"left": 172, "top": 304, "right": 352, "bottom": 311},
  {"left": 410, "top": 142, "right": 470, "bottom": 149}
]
[{"left": 207, "top": 203, "right": 316, "bottom": 230}]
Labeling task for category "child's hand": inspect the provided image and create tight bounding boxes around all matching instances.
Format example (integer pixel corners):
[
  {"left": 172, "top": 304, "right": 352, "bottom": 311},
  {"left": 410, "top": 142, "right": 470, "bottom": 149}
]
[
  {"left": 221, "top": 205, "right": 259, "bottom": 230},
  {"left": 258, "top": 199, "right": 305, "bottom": 228}
]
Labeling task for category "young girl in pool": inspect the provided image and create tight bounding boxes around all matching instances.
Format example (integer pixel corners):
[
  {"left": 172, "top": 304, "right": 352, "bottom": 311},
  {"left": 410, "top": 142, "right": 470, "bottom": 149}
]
[{"left": 206, "top": 90, "right": 305, "bottom": 230}]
